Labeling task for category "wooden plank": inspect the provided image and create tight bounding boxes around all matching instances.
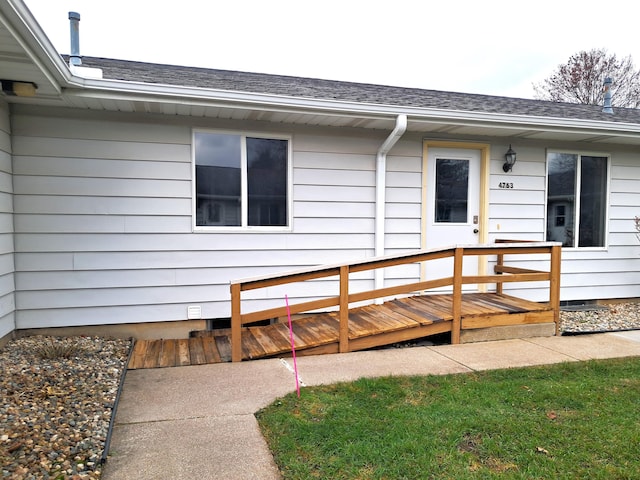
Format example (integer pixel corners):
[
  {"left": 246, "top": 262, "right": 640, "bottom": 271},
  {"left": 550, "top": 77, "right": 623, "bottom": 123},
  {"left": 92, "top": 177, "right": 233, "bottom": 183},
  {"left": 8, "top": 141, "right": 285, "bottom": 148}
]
[
  {"left": 128, "top": 339, "right": 148, "bottom": 370},
  {"left": 494, "top": 293, "right": 551, "bottom": 311},
  {"left": 241, "top": 297, "right": 338, "bottom": 324},
  {"left": 463, "top": 310, "right": 554, "bottom": 329},
  {"left": 348, "top": 310, "right": 388, "bottom": 338},
  {"left": 462, "top": 294, "right": 508, "bottom": 315},
  {"left": 348, "top": 322, "right": 452, "bottom": 351},
  {"left": 348, "top": 277, "right": 452, "bottom": 304},
  {"left": 176, "top": 339, "right": 191, "bottom": 366},
  {"left": 189, "top": 337, "right": 207, "bottom": 365},
  {"left": 142, "top": 339, "right": 162, "bottom": 369},
  {"left": 469, "top": 295, "right": 524, "bottom": 314},
  {"left": 463, "top": 273, "right": 549, "bottom": 285},
  {"left": 394, "top": 298, "right": 444, "bottom": 323},
  {"left": 413, "top": 295, "right": 454, "bottom": 319},
  {"left": 214, "top": 335, "right": 232, "bottom": 363},
  {"left": 237, "top": 266, "right": 341, "bottom": 291},
  {"left": 525, "top": 311, "right": 555, "bottom": 324},
  {"left": 201, "top": 336, "right": 222, "bottom": 364},
  {"left": 286, "top": 320, "right": 328, "bottom": 349},
  {"left": 295, "top": 342, "right": 340, "bottom": 357},
  {"left": 249, "top": 325, "right": 289, "bottom": 355},
  {"left": 158, "top": 339, "right": 177, "bottom": 368},
  {"left": 419, "top": 294, "right": 454, "bottom": 312},
  {"left": 364, "top": 304, "right": 419, "bottom": 328},
  {"left": 242, "top": 329, "right": 268, "bottom": 359},
  {"left": 462, "top": 300, "right": 497, "bottom": 316},
  {"left": 292, "top": 315, "right": 339, "bottom": 348},
  {"left": 276, "top": 321, "right": 310, "bottom": 350},
  {"left": 495, "top": 265, "right": 546, "bottom": 275},
  {"left": 262, "top": 322, "right": 297, "bottom": 352},
  {"left": 358, "top": 305, "right": 417, "bottom": 331},
  {"left": 355, "top": 306, "right": 400, "bottom": 331}
]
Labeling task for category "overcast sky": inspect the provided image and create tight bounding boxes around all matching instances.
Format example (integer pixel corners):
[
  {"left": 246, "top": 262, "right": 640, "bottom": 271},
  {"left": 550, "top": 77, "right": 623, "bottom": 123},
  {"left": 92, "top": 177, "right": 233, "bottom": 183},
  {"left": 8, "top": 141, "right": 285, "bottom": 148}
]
[{"left": 23, "top": 0, "right": 640, "bottom": 99}]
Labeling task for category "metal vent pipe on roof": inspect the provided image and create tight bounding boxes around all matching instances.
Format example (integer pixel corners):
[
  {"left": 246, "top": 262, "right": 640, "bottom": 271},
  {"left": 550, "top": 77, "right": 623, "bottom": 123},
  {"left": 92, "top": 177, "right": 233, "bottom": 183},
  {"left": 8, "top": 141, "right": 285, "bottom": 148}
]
[
  {"left": 69, "top": 12, "right": 82, "bottom": 66},
  {"left": 602, "top": 77, "right": 613, "bottom": 114}
]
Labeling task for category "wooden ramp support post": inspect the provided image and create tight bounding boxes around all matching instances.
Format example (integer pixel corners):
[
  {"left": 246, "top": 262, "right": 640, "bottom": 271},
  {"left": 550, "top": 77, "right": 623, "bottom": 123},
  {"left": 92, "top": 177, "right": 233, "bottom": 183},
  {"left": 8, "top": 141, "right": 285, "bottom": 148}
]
[
  {"left": 495, "top": 250, "right": 504, "bottom": 295},
  {"left": 231, "top": 283, "right": 242, "bottom": 362},
  {"left": 550, "top": 244, "right": 562, "bottom": 335},
  {"left": 451, "top": 247, "right": 463, "bottom": 344},
  {"left": 339, "top": 264, "right": 350, "bottom": 353}
]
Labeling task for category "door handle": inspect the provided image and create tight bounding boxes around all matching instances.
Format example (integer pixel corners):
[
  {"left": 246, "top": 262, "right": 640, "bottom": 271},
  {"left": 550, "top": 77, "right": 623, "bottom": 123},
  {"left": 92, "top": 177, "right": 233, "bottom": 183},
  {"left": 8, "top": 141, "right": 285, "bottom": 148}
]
[{"left": 473, "top": 229, "right": 479, "bottom": 234}]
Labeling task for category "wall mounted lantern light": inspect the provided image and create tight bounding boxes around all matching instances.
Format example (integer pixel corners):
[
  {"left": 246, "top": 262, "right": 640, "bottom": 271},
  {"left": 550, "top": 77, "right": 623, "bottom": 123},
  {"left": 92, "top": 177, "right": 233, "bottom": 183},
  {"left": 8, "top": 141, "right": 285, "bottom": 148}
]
[{"left": 503, "top": 144, "right": 517, "bottom": 172}]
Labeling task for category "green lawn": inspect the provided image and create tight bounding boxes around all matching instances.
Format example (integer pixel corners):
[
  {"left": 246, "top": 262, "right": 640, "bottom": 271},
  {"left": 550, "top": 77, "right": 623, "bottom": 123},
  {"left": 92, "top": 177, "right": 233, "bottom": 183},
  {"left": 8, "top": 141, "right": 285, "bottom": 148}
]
[{"left": 257, "top": 357, "right": 640, "bottom": 479}]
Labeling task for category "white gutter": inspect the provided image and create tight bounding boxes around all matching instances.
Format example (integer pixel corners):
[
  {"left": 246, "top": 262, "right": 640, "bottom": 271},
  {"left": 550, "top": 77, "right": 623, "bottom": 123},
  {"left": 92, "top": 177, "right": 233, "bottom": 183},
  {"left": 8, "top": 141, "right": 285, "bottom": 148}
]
[
  {"left": 374, "top": 114, "right": 407, "bottom": 298},
  {"left": 64, "top": 81, "right": 640, "bottom": 138}
]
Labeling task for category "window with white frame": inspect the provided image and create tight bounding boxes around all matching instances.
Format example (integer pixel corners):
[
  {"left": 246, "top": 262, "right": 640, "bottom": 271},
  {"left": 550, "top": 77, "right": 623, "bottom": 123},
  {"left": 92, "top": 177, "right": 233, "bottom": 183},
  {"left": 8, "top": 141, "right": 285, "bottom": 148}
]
[
  {"left": 545, "top": 152, "right": 609, "bottom": 247},
  {"left": 194, "top": 131, "right": 290, "bottom": 228}
]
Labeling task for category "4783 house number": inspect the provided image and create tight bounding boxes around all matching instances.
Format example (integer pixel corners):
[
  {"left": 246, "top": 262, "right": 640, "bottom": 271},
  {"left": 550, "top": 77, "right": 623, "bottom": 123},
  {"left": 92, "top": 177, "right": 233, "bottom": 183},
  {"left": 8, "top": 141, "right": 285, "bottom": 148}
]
[{"left": 498, "top": 182, "right": 514, "bottom": 189}]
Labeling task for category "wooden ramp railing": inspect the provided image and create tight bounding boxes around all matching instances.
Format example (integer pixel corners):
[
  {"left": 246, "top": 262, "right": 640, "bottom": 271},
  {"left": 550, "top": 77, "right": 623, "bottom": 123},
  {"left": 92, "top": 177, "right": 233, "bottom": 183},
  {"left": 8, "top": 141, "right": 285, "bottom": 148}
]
[{"left": 230, "top": 241, "right": 562, "bottom": 362}]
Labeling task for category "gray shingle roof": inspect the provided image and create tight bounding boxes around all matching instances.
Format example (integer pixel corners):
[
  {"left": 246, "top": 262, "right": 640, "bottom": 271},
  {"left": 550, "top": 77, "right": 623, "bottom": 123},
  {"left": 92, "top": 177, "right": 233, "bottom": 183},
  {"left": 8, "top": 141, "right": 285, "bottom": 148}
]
[{"left": 78, "top": 56, "right": 640, "bottom": 125}]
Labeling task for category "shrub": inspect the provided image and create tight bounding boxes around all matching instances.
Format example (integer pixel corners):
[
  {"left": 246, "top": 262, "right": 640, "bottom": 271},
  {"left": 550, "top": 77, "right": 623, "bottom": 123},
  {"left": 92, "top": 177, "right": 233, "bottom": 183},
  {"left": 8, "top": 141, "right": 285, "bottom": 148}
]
[{"left": 33, "top": 337, "right": 86, "bottom": 360}]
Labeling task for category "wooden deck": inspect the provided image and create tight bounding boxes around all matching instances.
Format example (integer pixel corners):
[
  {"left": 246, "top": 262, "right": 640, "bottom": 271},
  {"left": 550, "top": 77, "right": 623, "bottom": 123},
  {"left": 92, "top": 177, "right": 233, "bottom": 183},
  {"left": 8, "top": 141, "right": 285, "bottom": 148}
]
[{"left": 128, "top": 292, "right": 554, "bottom": 369}]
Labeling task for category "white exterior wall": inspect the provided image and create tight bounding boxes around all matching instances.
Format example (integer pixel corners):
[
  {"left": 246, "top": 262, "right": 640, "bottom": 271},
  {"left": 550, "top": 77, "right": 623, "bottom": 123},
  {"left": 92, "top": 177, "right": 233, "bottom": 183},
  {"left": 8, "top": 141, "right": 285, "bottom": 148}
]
[
  {"left": 12, "top": 107, "right": 413, "bottom": 328},
  {"left": 382, "top": 138, "right": 423, "bottom": 286},
  {"left": 10, "top": 105, "right": 640, "bottom": 330},
  {"left": 488, "top": 143, "right": 640, "bottom": 302},
  {"left": 0, "top": 98, "right": 16, "bottom": 338}
]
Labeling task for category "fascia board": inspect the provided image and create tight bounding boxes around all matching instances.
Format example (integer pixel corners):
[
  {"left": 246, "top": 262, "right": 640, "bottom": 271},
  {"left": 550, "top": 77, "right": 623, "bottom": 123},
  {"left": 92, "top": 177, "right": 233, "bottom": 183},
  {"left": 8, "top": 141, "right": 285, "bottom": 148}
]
[
  {"left": 2, "top": 0, "right": 76, "bottom": 89},
  {"left": 66, "top": 77, "right": 640, "bottom": 138}
]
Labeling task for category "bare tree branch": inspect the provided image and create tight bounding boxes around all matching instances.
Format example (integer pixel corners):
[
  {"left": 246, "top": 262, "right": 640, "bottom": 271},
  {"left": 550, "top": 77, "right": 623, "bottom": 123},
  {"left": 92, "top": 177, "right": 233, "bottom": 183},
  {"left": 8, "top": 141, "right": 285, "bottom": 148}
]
[{"left": 533, "top": 49, "right": 640, "bottom": 108}]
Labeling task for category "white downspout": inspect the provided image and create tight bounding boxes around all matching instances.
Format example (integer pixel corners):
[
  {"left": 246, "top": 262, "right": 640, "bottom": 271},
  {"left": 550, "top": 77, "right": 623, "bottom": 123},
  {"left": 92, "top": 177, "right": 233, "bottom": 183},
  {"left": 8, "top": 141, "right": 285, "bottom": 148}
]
[{"left": 374, "top": 114, "right": 407, "bottom": 300}]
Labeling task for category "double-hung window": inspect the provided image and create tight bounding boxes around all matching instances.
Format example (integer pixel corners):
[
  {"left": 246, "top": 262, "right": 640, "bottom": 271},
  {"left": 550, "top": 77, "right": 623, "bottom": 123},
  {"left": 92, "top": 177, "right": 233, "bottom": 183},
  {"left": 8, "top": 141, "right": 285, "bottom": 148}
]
[
  {"left": 194, "top": 131, "right": 290, "bottom": 229},
  {"left": 545, "top": 151, "right": 609, "bottom": 248}
]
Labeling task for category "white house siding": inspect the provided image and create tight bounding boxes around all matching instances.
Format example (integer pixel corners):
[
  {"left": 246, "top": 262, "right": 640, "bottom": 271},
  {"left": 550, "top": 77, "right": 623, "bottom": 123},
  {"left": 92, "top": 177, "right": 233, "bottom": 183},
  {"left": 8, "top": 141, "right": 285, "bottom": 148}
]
[
  {"left": 0, "top": 98, "right": 16, "bottom": 339},
  {"left": 11, "top": 106, "right": 419, "bottom": 329},
  {"left": 487, "top": 141, "right": 640, "bottom": 302},
  {"left": 382, "top": 136, "right": 423, "bottom": 287},
  {"left": 10, "top": 103, "right": 640, "bottom": 332}
]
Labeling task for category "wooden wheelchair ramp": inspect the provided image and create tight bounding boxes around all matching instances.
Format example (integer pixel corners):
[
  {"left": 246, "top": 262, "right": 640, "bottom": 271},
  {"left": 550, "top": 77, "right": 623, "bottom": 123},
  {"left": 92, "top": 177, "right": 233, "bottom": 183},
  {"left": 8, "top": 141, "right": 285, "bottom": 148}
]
[{"left": 128, "top": 292, "right": 554, "bottom": 369}]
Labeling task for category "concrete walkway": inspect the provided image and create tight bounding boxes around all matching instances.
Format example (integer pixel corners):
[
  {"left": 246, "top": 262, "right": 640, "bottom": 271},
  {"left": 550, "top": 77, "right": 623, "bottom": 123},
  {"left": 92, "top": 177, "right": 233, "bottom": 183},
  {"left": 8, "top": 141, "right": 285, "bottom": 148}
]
[{"left": 102, "top": 331, "right": 640, "bottom": 480}]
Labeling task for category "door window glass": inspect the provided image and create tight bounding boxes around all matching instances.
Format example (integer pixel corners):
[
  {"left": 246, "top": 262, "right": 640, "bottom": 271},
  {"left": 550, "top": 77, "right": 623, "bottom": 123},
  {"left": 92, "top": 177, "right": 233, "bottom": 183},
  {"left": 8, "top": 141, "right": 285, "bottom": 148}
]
[{"left": 435, "top": 158, "right": 469, "bottom": 223}]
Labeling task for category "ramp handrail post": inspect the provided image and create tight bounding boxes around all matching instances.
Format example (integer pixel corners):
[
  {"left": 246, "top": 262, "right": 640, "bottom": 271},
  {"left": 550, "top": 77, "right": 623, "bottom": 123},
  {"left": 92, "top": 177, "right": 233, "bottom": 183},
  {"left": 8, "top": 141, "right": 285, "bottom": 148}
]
[
  {"left": 231, "top": 283, "right": 242, "bottom": 362},
  {"left": 451, "top": 246, "right": 463, "bottom": 344},
  {"left": 495, "top": 251, "right": 504, "bottom": 294},
  {"left": 550, "top": 244, "right": 562, "bottom": 335},
  {"left": 339, "top": 265, "right": 350, "bottom": 352}
]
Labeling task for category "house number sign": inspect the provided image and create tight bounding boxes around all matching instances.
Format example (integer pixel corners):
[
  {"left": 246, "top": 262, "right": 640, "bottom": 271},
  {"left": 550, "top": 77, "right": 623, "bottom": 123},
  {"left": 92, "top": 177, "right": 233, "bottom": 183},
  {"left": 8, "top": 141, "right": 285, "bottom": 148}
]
[{"left": 498, "top": 182, "right": 514, "bottom": 189}]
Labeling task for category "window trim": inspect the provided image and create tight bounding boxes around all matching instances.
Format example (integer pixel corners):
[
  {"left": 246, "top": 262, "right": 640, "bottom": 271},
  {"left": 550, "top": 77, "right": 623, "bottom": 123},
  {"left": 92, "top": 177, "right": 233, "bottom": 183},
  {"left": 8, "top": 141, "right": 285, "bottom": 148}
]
[
  {"left": 192, "top": 129, "right": 293, "bottom": 232},
  {"left": 545, "top": 149, "right": 611, "bottom": 250}
]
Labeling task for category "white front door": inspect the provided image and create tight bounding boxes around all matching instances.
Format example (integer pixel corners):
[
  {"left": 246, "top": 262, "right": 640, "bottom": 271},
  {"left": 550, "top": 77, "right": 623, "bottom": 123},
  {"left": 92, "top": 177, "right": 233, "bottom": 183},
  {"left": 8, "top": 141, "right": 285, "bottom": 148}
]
[
  {"left": 426, "top": 147, "right": 481, "bottom": 247},
  {"left": 424, "top": 146, "right": 482, "bottom": 288}
]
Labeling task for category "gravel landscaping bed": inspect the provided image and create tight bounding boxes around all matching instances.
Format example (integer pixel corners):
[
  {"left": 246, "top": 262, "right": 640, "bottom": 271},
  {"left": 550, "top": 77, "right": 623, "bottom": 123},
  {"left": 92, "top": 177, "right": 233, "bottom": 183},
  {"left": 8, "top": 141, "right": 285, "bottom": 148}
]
[
  {"left": 559, "top": 302, "right": 640, "bottom": 333},
  {"left": 1, "top": 336, "right": 131, "bottom": 479},
  {"left": 1, "top": 302, "right": 639, "bottom": 478}
]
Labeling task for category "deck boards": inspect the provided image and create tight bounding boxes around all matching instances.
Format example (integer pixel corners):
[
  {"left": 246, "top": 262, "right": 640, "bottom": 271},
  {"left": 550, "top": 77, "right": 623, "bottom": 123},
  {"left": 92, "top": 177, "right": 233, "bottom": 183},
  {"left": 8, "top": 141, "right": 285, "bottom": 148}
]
[{"left": 128, "top": 293, "right": 555, "bottom": 369}]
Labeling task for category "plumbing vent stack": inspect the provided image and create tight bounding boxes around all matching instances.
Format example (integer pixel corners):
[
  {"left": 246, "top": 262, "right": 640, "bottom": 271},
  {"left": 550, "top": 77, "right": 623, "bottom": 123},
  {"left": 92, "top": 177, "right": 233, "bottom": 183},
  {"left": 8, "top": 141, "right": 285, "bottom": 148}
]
[
  {"left": 69, "top": 12, "right": 81, "bottom": 66},
  {"left": 602, "top": 77, "right": 613, "bottom": 114}
]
